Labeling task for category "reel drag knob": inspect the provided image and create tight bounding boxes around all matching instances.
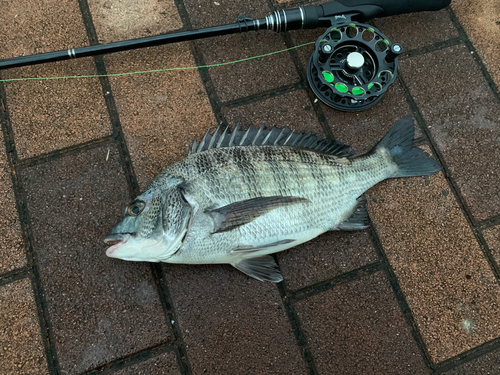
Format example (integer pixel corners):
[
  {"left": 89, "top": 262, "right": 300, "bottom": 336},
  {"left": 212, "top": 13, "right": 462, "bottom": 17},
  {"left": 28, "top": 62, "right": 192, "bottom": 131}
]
[
  {"left": 346, "top": 51, "right": 364, "bottom": 70},
  {"left": 307, "top": 22, "right": 401, "bottom": 112}
]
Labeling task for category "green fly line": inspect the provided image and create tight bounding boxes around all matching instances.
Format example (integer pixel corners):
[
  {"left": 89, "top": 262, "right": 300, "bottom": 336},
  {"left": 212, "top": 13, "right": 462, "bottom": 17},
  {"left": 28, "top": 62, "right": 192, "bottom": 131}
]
[{"left": 0, "top": 42, "right": 315, "bottom": 83}]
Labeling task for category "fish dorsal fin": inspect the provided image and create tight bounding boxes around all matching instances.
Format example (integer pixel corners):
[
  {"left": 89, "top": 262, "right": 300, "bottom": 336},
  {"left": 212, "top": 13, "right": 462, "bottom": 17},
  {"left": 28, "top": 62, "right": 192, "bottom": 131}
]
[{"left": 188, "top": 123, "right": 353, "bottom": 157}]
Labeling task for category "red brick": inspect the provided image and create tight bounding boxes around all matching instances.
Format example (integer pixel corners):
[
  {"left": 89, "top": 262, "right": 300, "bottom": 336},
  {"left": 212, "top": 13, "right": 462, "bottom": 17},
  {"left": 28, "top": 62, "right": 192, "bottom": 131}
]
[
  {"left": 164, "top": 264, "right": 308, "bottom": 374},
  {"left": 0, "top": 278, "right": 49, "bottom": 375},
  {"left": 452, "top": 0, "right": 500, "bottom": 88},
  {"left": 88, "top": 0, "right": 183, "bottom": 44},
  {"left": 368, "top": 170, "right": 500, "bottom": 362},
  {"left": 295, "top": 272, "right": 429, "bottom": 374}
]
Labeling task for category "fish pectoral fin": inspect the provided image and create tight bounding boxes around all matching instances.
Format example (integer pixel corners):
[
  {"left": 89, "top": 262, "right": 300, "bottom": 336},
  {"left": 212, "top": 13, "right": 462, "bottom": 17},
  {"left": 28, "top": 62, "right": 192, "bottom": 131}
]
[
  {"left": 231, "top": 239, "right": 296, "bottom": 253},
  {"left": 205, "top": 196, "right": 309, "bottom": 233},
  {"left": 232, "top": 256, "right": 283, "bottom": 283},
  {"left": 335, "top": 196, "right": 370, "bottom": 231}
]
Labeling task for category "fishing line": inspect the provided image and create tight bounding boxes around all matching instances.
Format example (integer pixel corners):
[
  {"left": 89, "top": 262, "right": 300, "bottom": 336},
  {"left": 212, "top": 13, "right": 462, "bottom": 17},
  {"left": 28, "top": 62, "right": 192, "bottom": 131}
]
[{"left": 0, "top": 42, "right": 315, "bottom": 83}]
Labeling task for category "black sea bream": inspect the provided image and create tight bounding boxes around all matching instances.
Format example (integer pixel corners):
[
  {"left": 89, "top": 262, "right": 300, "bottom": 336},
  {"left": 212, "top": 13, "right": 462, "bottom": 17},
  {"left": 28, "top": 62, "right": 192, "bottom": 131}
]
[{"left": 104, "top": 116, "right": 441, "bottom": 282}]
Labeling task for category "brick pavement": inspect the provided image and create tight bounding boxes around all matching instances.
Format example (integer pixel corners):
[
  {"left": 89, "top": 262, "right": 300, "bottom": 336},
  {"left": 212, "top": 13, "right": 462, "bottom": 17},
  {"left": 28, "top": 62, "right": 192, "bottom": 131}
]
[{"left": 1, "top": 0, "right": 499, "bottom": 374}]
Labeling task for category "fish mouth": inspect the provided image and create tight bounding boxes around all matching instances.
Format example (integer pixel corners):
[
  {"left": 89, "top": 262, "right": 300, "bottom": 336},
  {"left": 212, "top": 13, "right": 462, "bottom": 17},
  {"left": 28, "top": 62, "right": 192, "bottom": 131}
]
[{"left": 104, "top": 233, "right": 131, "bottom": 256}]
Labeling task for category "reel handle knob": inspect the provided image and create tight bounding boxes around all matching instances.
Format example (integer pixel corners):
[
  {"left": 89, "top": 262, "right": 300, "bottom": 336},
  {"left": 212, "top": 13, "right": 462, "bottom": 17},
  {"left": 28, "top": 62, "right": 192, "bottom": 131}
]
[
  {"left": 318, "top": 43, "right": 333, "bottom": 63},
  {"left": 385, "top": 43, "right": 403, "bottom": 62}
]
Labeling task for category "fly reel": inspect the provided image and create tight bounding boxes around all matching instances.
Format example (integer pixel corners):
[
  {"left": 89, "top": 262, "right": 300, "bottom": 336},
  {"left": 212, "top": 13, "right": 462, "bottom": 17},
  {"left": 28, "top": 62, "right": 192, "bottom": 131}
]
[{"left": 307, "top": 22, "right": 402, "bottom": 111}]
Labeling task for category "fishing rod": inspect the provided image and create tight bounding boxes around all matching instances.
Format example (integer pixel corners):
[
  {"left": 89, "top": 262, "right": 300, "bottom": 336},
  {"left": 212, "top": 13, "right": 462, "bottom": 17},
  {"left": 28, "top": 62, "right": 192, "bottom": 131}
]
[{"left": 0, "top": 0, "right": 450, "bottom": 111}]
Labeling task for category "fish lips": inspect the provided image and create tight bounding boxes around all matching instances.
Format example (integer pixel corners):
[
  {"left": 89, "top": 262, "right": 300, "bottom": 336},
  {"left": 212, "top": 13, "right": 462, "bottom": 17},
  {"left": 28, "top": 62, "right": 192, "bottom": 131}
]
[{"left": 104, "top": 233, "right": 131, "bottom": 257}]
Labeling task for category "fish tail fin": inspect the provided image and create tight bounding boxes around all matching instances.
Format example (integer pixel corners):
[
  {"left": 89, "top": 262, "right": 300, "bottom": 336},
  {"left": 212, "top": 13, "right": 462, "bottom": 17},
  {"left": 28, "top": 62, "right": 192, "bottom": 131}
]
[{"left": 374, "top": 116, "right": 442, "bottom": 178}]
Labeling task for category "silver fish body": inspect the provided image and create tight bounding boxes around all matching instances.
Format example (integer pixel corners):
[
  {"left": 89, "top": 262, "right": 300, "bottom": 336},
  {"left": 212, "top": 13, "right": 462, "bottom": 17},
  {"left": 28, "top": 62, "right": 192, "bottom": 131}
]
[{"left": 104, "top": 116, "right": 441, "bottom": 282}]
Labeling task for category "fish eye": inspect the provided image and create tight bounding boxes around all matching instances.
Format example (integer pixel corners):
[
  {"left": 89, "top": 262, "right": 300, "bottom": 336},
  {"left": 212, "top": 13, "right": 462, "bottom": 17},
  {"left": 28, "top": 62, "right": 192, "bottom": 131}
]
[{"left": 128, "top": 201, "right": 146, "bottom": 216}]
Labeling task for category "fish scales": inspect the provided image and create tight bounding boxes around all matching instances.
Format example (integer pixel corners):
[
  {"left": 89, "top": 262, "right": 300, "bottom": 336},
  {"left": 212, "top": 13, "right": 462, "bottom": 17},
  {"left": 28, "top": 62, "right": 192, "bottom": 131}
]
[{"left": 104, "top": 117, "right": 442, "bottom": 282}]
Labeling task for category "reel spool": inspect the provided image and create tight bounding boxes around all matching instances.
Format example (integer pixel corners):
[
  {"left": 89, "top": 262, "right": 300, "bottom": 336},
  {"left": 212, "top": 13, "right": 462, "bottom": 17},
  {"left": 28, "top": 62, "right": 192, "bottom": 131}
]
[{"left": 307, "top": 22, "right": 402, "bottom": 112}]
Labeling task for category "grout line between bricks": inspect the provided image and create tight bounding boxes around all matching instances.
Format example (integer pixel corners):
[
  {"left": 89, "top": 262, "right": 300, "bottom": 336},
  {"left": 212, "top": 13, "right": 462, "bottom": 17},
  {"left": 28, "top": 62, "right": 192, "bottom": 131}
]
[
  {"left": 276, "top": 281, "right": 319, "bottom": 375},
  {"left": 221, "top": 82, "right": 302, "bottom": 109},
  {"left": 478, "top": 215, "right": 500, "bottom": 231},
  {"left": 150, "top": 265, "right": 192, "bottom": 375},
  {"left": 286, "top": 261, "right": 382, "bottom": 302},
  {"left": 14, "top": 135, "right": 114, "bottom": 168},
  {"left": 0, "top": 78, "right": 61, "bottom": 375},
  {"left": 368, "top": 225, "right": 436, "bottom": 372},
  {"left": 399, "top": 37, "right": 462, "bottom": 59},
  {"left": 433, "top": 336, "right": 500, "bottom": 374},
  {"left": 82, "top": 342, "right": 178, "bottom": 375},
  {"left": 0, "top": 266, "right": 30, "bottom": 287},
  {"left": 77, "top": 1, "right": 192, "bottom": 374}
]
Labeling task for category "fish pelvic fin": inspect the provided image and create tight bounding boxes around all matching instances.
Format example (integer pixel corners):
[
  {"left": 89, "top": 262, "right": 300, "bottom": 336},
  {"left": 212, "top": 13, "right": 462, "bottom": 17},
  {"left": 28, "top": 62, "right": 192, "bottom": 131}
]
[
  {"left": 232, "top": 256, "right": 283, "bottom": 282},
  {"left": 374, "top": 116, "right": 442, "bottom": 178}
]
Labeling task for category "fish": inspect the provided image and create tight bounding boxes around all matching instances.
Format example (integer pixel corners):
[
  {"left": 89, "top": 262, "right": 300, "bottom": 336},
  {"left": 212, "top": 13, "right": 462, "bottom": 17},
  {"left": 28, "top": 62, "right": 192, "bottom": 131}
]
[{"left": 104, "top": 116, "right": 441, "bottom": 282}]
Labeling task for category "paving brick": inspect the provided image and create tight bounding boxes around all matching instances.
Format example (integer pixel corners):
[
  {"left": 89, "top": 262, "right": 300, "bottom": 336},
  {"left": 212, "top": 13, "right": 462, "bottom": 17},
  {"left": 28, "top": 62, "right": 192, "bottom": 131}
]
[
  {"left": 0, "top": 278, "right": 49, "bottom": 375},
  {"left": 222, "top": 89, "right": 324, "bottom": 135},
  {"left": 114, "top": 351, "right": 180, "bottom": 375},
  {"left": 295, "top": 271, "right": 429, "bottom": 374},
  {"left": 321, "top": 82, "right": 420, "bottom": 154},
  {"left": 483, "top": 225, "right": 500, "bottom": 266},
  {"left": 88, "top": 0, "right": 183, "bottom": 44},
  {"left": 199, "top": 32, "right": 300, "bottom": 103},
  {"left": 3, "top": 59, "right": 112, "bottom": 159},
  {"left": 373, "top": 9, "right": 458, "bottom": 52},
  {"left": 164, "top": 264, "right": 308, "bottom": 374},
  {"left": 185, "top": 0, "right": 299, "bottom": 102},
  {"left": 441, "top": 348, "right": 500, "bottom": 375},
  {"left": 278, "top": 229, "right": 378, "bottom": 291},
  {"left": 20, "top": 146, "right": 169, "bottom": 374},
  {"left": 184, "top": 0, "right": 270, "bottom": 29},
  {"left": 368, "top": 169, "right": 500, "bottom": 363},
  {"left": 0, "top": 0, "right": 113, "bottom": 160},
  {"left": 452, "top": 0, "right": 500, "bottom": 88},
  {"left": 0, "top": 0, "right": 88, "bottom": 60},
  {"left": 399, "top": 44, "right": 500, "bottom": 221},
  {"left": 104, "top": 43, "right": 216, "bottom": 189},
  {"left": 0, "top": 130, "right": 24, "bottom": 274}
]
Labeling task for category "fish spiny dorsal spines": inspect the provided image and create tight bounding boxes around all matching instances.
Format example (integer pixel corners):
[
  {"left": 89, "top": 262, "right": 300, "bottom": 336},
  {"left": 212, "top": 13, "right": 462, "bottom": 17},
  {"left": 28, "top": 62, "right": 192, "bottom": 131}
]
[
  {"left": 207, "top": 123, "right": 223, "bottom": 150},
  {"left": 228, "top": 122, "right": 241, "bottom": 147},
  {"left": 189, "top": 136, "right": 199, "bottom": 155},
  {"left": 216, "top": 125, "right": 230, "bottom": 148},
  {"left": 196, "top": 129, "right": 211, "bottom": 153},
  {"left": 252, "top": 125, "right": 267, "bottom": 146},
  {"left": 187, "top": 123, "right": 353, "bottom": 157}
]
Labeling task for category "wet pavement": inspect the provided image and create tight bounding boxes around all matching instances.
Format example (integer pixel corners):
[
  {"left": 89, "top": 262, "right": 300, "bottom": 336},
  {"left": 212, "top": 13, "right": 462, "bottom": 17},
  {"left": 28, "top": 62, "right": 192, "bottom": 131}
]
[{"left": 1, "top": 0, "right": 500, "bottom": 374}]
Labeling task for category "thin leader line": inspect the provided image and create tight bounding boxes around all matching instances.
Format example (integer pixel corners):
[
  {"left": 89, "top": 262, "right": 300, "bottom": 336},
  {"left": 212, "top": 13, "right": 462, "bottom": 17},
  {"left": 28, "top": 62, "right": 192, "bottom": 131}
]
[{"left": 0, "top": 42, "right": 315, "bottom": 82}]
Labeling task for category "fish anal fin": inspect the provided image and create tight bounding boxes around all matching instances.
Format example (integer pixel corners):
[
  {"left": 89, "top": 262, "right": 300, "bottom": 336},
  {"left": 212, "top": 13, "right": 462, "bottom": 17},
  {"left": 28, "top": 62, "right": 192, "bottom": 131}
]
[
  {"left": 206, "top": 196, "right": 309, "bottom": 233},
  {"left": 336, "top": 196, "right": 370, "bottom": 231},
  {"left": 232, "top": 256, "right": 283, "bottom": 282}
]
